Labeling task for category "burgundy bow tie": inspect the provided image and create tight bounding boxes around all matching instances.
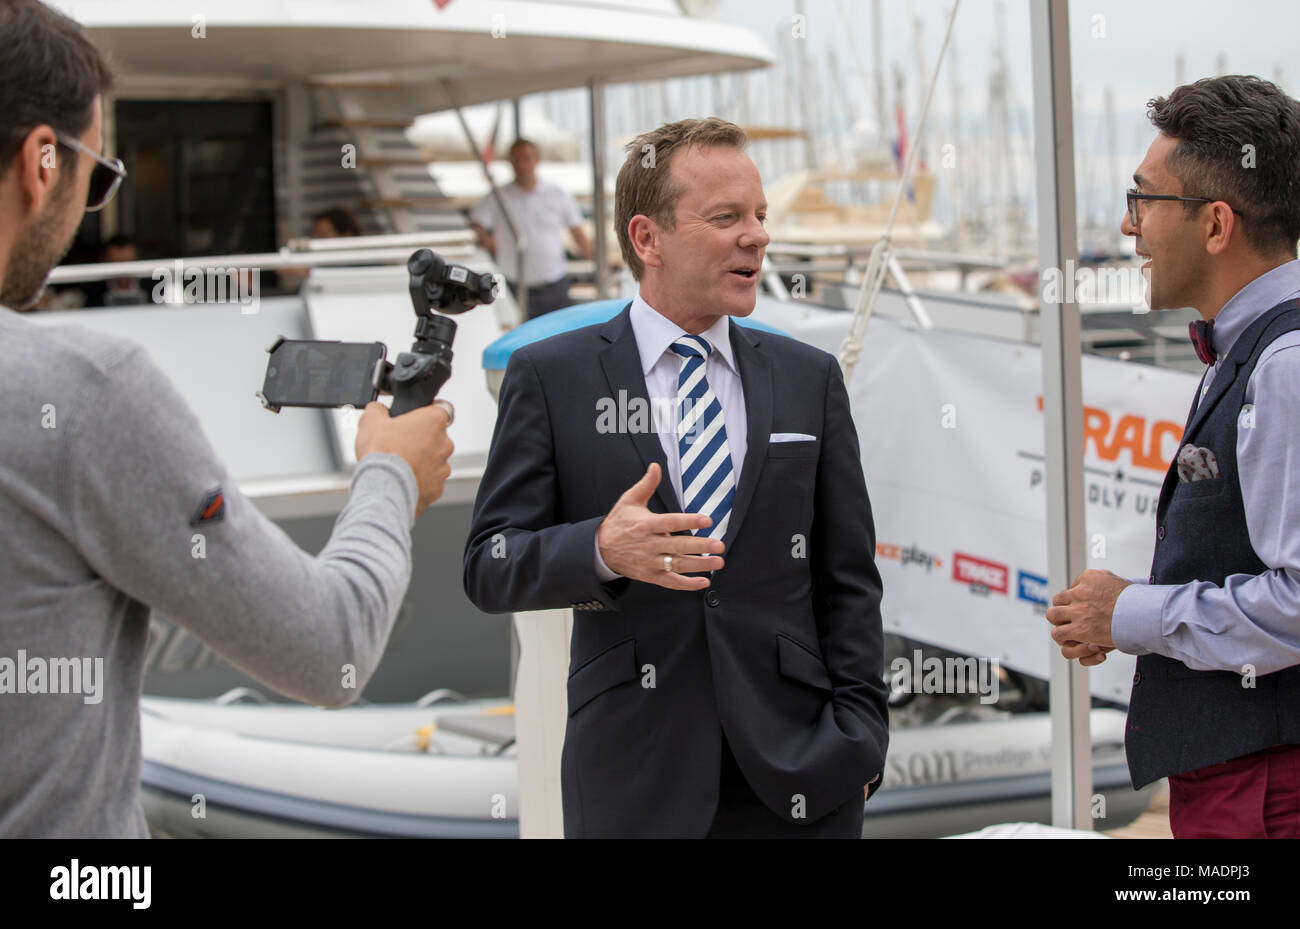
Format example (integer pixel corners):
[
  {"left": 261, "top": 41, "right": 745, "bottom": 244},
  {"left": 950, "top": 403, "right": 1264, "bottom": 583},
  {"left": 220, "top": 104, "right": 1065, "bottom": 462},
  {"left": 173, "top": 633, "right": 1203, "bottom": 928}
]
[{"left": 1189, "top": 319, "right": 1217, "bottom": 365}]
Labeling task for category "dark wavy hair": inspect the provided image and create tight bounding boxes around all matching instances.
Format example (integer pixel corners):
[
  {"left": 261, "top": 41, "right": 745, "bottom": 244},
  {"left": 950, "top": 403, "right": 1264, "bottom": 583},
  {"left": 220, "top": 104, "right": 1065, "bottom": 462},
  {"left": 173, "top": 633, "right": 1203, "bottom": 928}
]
[
  {"left": 0, "top": 0, "right": 114, "bottom": 176},
  {"left": 1148, "top": 75, "right": 1300, "bottom": 257}
]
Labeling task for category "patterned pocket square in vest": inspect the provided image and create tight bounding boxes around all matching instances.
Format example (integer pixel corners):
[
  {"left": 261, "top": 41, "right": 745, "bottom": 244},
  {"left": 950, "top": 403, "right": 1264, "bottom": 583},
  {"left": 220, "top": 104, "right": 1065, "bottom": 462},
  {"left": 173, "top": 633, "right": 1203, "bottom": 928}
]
[{"left": 1176, "top": 444, "right": 1220, "bottom": 482}]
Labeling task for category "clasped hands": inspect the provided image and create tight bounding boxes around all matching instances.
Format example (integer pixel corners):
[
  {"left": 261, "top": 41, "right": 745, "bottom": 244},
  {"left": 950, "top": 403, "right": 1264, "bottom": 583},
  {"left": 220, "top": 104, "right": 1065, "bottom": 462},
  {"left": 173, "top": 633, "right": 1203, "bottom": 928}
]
[{"left": 1045, "top": 569, "right": 1131, "bottom": 666}]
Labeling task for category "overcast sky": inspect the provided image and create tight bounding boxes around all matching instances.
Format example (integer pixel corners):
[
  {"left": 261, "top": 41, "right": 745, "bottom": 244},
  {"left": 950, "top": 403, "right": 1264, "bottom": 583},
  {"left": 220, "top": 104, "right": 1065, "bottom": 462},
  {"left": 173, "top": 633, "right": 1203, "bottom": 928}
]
[
  {"left": 543, "top": 1, "right": 1300, "bottom": 239},
  {"left": 716, "top": 0, "right": 1297, "bottom": 119},
  {"left": 697, "top": 0, "right": 1300, "bottom": 236}
]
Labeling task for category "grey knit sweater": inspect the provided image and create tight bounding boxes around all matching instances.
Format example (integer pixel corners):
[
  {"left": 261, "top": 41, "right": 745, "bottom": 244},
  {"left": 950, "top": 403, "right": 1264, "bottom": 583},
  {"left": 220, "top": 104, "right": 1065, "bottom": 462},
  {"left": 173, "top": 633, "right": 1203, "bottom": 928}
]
[{"left": 0, "top": 307, "right": 418, "bottom": 837}]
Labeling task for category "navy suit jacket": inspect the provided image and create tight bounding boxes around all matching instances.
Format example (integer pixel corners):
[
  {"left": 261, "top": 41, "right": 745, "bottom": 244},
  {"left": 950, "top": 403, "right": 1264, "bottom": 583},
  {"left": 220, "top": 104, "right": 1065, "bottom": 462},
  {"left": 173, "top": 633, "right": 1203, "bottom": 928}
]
[{"left": 463, "top": 304, "right": 889, "bottom": 837}]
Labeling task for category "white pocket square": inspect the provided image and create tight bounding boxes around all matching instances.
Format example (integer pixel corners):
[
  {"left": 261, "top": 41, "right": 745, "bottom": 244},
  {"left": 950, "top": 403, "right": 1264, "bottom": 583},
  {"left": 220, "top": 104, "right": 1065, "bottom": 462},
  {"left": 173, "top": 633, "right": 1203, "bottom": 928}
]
[{"left": 769, "top": 433, "right": 816, "bottom": 443}]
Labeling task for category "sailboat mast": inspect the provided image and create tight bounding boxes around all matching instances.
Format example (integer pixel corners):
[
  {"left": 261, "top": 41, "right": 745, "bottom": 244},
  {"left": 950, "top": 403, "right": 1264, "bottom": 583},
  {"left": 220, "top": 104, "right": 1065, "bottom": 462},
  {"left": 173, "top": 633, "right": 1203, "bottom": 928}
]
[
  {"left": 948, "top": 26, "right": 965, "bottom": 251},
  {"left": 1104, "top": 86, "right": 1119, "bottom": 254},
  {"left": 910, "top": 1, "right": 929, "bottom": 171},
  {"left": 873, "top": 0, "right": 887, "bottom": 149},
  {"left": 793, "top": 0, "right": 817, "bottom": 170}
]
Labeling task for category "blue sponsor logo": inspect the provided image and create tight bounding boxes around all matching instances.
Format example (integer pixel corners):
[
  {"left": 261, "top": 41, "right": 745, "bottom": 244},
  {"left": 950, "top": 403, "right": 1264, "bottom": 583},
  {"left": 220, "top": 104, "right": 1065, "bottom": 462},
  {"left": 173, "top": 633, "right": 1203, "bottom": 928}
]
[{"left": 1017, "top": 571, "right": 1049, "bottom": 606}]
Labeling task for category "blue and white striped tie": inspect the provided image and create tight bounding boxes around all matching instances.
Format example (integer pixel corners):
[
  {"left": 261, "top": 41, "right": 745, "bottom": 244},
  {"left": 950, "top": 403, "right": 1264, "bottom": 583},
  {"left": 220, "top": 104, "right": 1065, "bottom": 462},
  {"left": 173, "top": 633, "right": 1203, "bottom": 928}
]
[{"left": 670, "top": 335, "right": 734, "bottom": 540}]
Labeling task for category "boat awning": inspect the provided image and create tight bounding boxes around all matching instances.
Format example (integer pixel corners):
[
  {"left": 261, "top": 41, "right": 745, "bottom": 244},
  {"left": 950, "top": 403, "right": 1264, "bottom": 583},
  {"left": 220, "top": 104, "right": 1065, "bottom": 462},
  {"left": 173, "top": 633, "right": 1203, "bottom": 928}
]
[
  {"left": 55, "top": 0, "right": 773, "bottom": 106},
  {"left": 481, "top": 299, "right": 786, "bottom": 372}
]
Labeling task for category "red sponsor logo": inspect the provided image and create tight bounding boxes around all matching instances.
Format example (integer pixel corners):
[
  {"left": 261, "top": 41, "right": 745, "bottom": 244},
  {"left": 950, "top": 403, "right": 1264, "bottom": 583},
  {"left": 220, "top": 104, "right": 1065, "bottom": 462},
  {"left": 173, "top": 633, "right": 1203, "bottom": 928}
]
[{"left": 952, "top": 552, "right": 1008, "bottom": 594}]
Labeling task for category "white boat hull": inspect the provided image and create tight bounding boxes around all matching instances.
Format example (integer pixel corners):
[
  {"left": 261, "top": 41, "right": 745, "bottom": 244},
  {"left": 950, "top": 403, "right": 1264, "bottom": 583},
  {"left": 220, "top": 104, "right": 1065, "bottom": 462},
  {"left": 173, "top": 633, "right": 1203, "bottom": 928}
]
[{"left": 139, "top": 698, "right": 1156, "bottom": 838}]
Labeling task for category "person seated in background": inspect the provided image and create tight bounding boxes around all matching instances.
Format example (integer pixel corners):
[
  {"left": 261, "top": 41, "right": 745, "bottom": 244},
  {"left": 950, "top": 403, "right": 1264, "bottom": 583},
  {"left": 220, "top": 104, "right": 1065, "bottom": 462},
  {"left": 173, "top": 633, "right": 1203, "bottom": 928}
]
[
  {"left": 312, "top": 207, "right": 361, "bottom": 239},
  {"left": 98, "top": 233, "right": 146, "bottom": 306},
  {"left": 48, "top": 233, "right": 144, "bottom": 310},
  {"left": 279, "top": 207, "right": 364, "bottom": 292}
]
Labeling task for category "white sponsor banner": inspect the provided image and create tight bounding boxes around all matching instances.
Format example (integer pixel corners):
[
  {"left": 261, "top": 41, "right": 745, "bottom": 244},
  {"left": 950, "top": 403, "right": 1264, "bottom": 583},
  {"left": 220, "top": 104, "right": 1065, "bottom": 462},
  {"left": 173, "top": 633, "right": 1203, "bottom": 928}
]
[{"left": 756, "top": 302, "right": 1199, "bottom": 704}]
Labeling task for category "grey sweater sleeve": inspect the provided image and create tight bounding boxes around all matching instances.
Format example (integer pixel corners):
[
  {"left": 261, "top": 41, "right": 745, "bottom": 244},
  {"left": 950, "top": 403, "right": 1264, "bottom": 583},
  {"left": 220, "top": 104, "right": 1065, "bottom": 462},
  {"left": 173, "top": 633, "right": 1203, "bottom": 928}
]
[{"left": 64, "top": 341, "right": 418, "bottom": 708}]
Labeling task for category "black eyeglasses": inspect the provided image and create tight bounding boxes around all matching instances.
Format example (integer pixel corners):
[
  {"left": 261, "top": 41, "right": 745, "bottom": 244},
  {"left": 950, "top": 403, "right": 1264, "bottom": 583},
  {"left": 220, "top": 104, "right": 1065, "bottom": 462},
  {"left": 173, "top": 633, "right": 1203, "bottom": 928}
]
[
  {"left": 56, "top": 134, "right": 127, "bottom": 212},
  {"left": 1127, "top": 188, "right": 1245, "bottom": 228}
]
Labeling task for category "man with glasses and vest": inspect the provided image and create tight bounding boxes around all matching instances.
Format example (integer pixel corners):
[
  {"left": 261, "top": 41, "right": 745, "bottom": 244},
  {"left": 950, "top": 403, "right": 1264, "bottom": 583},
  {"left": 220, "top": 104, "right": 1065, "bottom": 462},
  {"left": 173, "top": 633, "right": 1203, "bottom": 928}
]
[
  {"left": 464, "top": 117, "right": 888, "bottom": 838},
  {"left": 1047, "top": 75, "right": 1300, "bottom": 838},
  {"left": 1, "top": 0, "right": 454, "bottom": 837}
]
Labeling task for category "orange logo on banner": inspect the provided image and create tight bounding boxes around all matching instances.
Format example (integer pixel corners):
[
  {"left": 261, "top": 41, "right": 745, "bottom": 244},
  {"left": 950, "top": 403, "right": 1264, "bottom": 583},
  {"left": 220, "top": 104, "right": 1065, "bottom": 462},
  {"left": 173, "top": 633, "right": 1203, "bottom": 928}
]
[
  {"left": 876, "top": 542, "right": 943, "bottom": 570},
  {"left": 1036, "top": 397, "right": 1182, "bottom": 471}
]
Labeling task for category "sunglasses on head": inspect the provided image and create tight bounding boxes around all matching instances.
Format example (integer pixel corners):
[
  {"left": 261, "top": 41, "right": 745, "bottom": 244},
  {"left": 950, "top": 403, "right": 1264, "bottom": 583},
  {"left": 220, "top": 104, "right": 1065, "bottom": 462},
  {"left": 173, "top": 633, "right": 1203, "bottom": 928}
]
[{"left": 55, "top": 134, "right": 127, "bottom": 212}]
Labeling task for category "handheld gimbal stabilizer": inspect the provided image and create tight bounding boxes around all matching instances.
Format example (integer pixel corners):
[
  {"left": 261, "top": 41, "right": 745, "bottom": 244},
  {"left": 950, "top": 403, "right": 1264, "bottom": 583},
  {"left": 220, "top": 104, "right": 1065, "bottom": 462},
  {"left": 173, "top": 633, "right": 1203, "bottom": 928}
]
[
  {"left": 257, "top": 248, "right": 497, "bottom": 415},
  {"left": 386, "top": 248, "right": 497, "bottom": 415}
]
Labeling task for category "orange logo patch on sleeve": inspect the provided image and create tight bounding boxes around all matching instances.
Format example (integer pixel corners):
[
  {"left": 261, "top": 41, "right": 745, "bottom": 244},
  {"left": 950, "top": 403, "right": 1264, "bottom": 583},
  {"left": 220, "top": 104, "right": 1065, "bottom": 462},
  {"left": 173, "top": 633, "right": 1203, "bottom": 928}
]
[{"left": 190, "top": 488, "right": 226, "bottom": 527}]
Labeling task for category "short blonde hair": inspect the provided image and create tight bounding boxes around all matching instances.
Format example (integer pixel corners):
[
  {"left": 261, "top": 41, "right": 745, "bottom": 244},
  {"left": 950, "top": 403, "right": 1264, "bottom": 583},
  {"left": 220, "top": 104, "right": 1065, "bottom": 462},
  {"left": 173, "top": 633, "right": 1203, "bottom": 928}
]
[{"left": 615, "top": 117, "right": 750, "bottom": 280}]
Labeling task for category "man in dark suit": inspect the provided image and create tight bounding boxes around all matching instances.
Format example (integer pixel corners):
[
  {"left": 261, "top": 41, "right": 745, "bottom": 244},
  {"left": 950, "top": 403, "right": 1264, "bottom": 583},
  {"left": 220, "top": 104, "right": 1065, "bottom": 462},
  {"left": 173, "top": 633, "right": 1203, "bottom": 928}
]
[{"left": 464, "top": 117, "right": 888, "bottom": 838}]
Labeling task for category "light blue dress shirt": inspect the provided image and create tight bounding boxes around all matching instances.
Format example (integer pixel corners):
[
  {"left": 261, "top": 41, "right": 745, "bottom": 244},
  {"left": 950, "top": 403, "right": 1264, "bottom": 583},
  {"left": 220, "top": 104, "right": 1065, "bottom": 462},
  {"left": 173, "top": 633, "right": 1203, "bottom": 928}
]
[
  {"left": 1112, "top": 259, "right": 1300, "bottom": 673},
  {"left": 594, "top": 293, "right": 748, "bottom": 581}
]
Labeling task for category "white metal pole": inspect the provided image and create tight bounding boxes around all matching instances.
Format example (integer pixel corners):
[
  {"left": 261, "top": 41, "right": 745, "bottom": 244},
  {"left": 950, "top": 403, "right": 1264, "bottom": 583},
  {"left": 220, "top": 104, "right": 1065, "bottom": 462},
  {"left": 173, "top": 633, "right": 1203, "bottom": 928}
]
[
  {"left": 1029, "top": 0, "right": 1093, "bottom": 831},
  {"left": 589, "top": 79, "right": 610, "bottom": 299}
]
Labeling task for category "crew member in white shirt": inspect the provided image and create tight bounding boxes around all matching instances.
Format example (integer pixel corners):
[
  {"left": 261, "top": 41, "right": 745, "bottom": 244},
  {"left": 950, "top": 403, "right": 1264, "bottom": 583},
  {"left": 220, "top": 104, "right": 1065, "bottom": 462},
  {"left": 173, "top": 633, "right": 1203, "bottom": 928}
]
[{"left": 470, "top": 138, "right": 592, "bottom": 320}]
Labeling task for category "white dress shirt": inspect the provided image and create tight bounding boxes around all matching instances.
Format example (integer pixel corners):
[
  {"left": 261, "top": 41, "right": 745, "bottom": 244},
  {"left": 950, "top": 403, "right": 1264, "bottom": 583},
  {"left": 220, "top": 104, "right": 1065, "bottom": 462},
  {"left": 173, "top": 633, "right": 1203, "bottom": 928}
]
[
  {"left": 469, "top": 178, "right": 583, "bottom": 285},
  {"left": 594, "top": 293, "right": 748, "bottom": 581}
]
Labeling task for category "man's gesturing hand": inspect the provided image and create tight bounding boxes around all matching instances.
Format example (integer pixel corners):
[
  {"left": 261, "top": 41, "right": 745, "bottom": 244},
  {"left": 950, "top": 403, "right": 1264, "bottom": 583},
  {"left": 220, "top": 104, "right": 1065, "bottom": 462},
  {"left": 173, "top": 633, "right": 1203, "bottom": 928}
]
[
  {"left": 597, "top": 463, "right": 725, "bottom": 590},
  {"left": 1045, "top": 568, "right": 1130, "bottom": 662}
]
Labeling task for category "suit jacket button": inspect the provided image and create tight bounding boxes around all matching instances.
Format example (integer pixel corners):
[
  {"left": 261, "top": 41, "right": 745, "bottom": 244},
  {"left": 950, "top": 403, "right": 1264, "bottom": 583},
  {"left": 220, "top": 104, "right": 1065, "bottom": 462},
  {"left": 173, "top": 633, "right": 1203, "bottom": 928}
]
[
  {"left": 1133, "top": 671, "right": 1142, "bottom": 684},
  {"left": 705, "top": 589, "right": 720, "bottom": 607},
  {"left": 1157, "top": 525, "right": 1166, "bottom": 541},
  {"left": 1149, "top": 574, "right": 1156, "bottom": 584}
]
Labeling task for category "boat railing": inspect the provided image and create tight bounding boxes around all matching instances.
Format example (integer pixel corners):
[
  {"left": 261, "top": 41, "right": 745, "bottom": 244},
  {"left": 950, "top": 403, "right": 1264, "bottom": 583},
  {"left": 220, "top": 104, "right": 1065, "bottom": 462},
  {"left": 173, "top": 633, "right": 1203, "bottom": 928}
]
[
  {"left": 765, "top": 241, "right": 1009, "bottom": 284},
  {"left": 46, "top": 230, "right": 480, "bottom": 287}
]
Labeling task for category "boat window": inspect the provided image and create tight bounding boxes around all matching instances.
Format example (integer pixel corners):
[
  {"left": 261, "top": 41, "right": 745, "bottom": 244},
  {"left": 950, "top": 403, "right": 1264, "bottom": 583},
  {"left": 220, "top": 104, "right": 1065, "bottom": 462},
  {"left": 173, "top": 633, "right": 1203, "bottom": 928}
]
[{"left": 112, "top": 99, "right": 277, "bottom": 259}]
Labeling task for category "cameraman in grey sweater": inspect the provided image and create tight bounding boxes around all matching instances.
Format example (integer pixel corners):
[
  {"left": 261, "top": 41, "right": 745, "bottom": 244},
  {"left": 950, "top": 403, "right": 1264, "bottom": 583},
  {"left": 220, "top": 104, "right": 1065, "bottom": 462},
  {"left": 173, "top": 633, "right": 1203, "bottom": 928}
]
[{"left": 0, "top": 0, "right": 453, "bottom": 837}]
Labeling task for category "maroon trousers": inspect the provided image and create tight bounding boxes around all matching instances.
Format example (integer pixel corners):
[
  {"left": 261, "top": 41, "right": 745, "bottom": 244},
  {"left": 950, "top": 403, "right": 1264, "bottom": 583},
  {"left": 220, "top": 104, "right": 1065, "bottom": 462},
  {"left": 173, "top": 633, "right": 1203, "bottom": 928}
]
[{"left": 1168, "top": 742, "right": 1300, "bottom": 838}]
